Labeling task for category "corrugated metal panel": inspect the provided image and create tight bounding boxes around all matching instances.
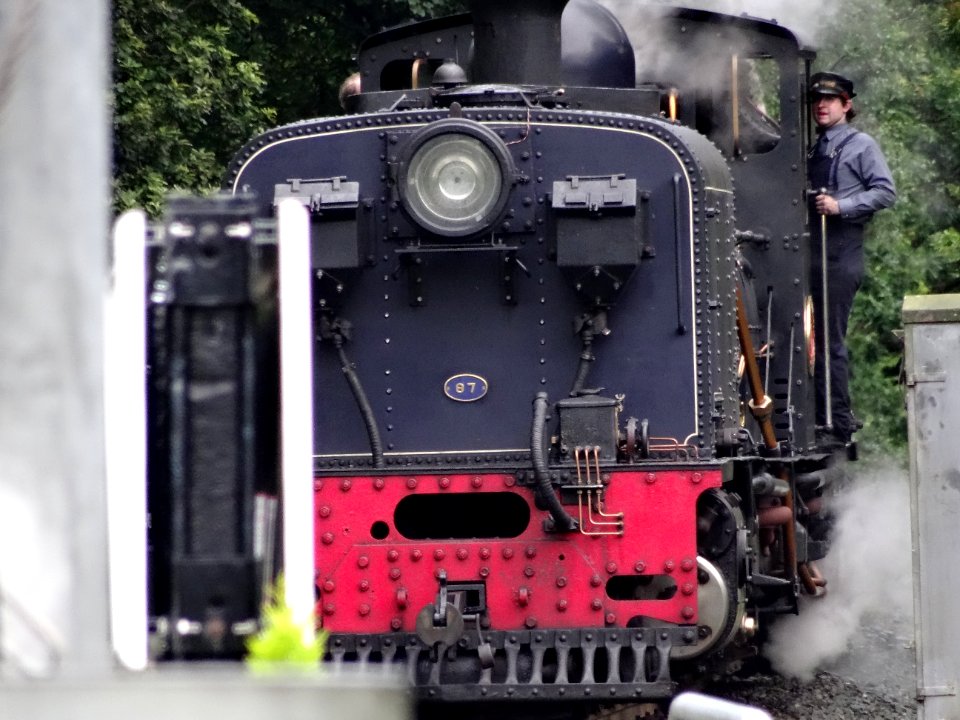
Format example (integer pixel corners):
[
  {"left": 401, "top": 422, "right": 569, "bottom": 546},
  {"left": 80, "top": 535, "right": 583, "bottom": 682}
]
[{"left": 905, "top": 294, "right": 960, "bottom": 719}]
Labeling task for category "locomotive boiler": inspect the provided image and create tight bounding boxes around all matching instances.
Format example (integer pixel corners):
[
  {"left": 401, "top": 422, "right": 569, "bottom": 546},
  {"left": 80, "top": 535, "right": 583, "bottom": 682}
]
[{"left": 142, "top": 0, "right": 843, "bottom": 709}]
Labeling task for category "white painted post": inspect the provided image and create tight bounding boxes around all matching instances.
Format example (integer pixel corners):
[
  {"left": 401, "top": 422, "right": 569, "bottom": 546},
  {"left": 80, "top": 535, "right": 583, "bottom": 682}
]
[
  {"left": 104, "top": 211, "right": 149, "bottom": 670},
  {"left": 277, "top": 200, "right": 316, "bottom": 642}
]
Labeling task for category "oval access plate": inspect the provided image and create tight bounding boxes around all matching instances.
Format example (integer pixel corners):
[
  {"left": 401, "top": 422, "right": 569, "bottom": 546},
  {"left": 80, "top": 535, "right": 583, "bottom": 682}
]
[{"left": 443, "top": 373, "right": 488, "bottom": 402}]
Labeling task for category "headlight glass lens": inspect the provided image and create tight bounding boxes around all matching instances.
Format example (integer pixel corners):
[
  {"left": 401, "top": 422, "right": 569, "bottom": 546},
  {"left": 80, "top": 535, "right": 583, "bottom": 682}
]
[{"left": 404, "top": 134, "right": 503, "bottom": 235}]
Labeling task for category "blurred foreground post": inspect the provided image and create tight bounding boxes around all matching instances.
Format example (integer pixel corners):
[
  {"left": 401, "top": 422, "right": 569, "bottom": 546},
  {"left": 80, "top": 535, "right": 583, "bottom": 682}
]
[
  {"left": 668, "top": 692, "right": 772, "bottom": 720},
  {"left": 904, "top": 294, "right": 960, "bottom": 720},
  {"left": 0, "top": 0, "right": 111, "bottom": 678}
]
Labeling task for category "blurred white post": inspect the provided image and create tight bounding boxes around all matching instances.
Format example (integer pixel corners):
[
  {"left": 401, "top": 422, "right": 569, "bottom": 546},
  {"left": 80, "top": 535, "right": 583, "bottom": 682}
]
[
  {"left": 104, "top": 211, "right": 149, "bottom": 670},
  {"left": 668, "top": 692, "right": 772, "bottom": 720},
  {"left": 277, "top": 200, "right": 316, "bottom": 641},
  {"left": 0, "top": 0, "right": 112, "bottom": 678}
]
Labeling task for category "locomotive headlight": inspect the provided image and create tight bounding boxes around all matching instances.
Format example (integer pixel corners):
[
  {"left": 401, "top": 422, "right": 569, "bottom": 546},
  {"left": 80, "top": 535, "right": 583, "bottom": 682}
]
[{"left": 398, "top": 119, "right": 514, "bottom": 238}]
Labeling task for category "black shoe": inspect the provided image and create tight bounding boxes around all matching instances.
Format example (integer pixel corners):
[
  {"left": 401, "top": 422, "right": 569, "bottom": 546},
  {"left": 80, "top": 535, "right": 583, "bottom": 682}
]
[
  {"left": 815, "top": 426, "right": 849, "bottom": 451},
  {"left": 832, "top": 426, "right": 852, "bottom": 443}
]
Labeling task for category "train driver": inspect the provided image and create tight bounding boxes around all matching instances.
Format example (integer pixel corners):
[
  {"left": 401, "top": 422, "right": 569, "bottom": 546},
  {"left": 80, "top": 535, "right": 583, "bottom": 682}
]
[{"left": 807, "top": 71, "right": 896, "bottom": 445}]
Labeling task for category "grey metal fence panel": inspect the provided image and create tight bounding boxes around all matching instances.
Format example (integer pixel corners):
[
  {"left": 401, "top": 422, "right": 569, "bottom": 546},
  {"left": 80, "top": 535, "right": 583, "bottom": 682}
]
[{"left": 904, "top": 294, "right": 960, "bottom": 720}]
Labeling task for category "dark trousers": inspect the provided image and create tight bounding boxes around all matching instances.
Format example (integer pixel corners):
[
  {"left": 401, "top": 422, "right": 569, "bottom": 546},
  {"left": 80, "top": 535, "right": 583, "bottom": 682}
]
[{"left": 810, "top": 246, "right": 864, "bottom": 438}]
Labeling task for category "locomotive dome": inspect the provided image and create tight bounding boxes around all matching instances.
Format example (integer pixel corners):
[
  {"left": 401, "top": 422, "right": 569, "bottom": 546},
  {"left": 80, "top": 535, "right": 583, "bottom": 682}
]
[{"left": 561, "top": 0, "right": 636, "bottom": 88}]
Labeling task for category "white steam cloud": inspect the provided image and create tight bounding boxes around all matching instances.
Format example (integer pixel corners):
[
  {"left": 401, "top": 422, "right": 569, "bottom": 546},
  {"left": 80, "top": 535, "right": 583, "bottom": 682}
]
[
  {"left": 600, "top": 0, "right": 839, "bottom": 47},
  {"left": 764, "top": 464, "right": 913, "bottom": 682}
]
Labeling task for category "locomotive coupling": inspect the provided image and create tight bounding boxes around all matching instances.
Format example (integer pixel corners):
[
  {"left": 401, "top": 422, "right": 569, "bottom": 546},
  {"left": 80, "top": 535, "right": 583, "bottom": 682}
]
[{"left": 416, "top": 571, "right": 466, "bottom": 656}]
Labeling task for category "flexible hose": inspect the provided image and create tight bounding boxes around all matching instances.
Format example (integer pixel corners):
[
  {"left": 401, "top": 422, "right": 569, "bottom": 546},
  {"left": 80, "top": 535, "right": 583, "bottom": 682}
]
[
  {"left": 531, "top": 393, "right": 577, "bottom": 532},
  {"left": 569, "top": 334, "right": 594, "bottom": 397},
  {"left": 336, "top": 343, "right": 384, "bottom": 468}
]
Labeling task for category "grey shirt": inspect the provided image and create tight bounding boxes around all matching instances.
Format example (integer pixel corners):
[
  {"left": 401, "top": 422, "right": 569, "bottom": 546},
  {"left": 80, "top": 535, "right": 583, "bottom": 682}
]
[{"left": 816, "top": 123, "right": 896, "bottom": 223}]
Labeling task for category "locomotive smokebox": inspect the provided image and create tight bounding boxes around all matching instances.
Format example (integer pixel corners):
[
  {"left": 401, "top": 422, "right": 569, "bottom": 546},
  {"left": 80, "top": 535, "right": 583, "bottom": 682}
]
[{"left": 468, "top": 0, "right": 570, "bottom": 86}]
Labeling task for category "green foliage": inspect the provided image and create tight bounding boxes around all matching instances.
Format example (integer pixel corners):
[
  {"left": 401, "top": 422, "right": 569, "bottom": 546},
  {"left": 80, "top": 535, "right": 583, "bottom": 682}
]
[
  {"left": 242, "top": 0, "right": 465, "bottom": 123},
  {"left": 246, "top": 576, "right": 326, "bottom": 671},
  {"left": 112, "top": 1, "right": 465, "bottom": 215},
  {"left": 113, "top": 0, "right": 276, "bottom": 216}
]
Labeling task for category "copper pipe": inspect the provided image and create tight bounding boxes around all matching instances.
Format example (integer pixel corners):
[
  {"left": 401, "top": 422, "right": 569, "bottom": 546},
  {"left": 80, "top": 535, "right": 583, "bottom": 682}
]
[
  {"left": 798, "top": 562, "right": 823, "bottom": 596},
  {"left": 411, "top": 58, "right": 423, "bottom": 89},
  {"left": 735, "top": 287, "right": 776, "bottom": 448},
  {"left": 805, "top": 495, "right": 824, "bottom": 514},
  {"left": 806, "top": 561, "right": 827, "bottom": 587},
  {"left": 758, "top": 505, "right": 792, "bottom": 527},
  {"left": 736, "top": 287, "right": 798, "bottom": 583}
]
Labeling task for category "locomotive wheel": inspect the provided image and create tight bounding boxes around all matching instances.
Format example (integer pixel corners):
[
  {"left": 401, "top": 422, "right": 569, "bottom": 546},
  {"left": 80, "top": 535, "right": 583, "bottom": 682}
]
[{"left": 668, "top": 557, "right": 742, "bottom": 661}]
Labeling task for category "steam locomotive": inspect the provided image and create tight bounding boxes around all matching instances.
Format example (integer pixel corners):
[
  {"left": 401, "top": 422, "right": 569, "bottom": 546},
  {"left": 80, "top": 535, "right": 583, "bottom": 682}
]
[{"left": 141, "top": 0, "right": 844, "bottom": 709}]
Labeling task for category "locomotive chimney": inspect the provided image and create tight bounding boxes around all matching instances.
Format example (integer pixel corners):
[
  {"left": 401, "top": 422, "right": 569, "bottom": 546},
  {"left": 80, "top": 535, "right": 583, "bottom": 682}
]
[{"left": 468, "top": 0, "right": 570, "bottom": 86}]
